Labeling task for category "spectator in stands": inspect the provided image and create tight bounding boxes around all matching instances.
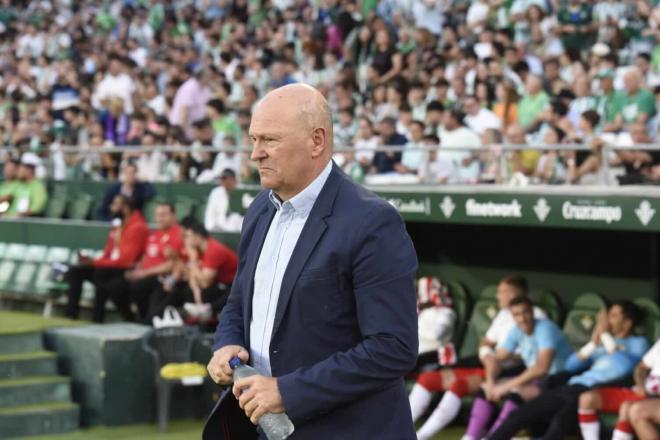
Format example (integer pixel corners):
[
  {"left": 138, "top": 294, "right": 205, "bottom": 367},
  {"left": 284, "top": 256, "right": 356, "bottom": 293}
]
[
  {"left": 106, "top": 202, "right": 184, "bottom": 322},
  {"left": 437, "top": 109, "right": 481, "bottom": 183},
  {"left": 371, "top": 117, "right": 406, "bottom": 174},
  {"left": 169, "top": 66, "right": 213, "bottom": 139},
  {"left": 65, "top": 194, "right": 149, "bottom": 322},
  {"left": 506, "top": 123, "right": 540, "bottom": 178},
  {"left": 92, "top": 54, "right": 135, "bottom": 116},
  {"left": 464, "top": 95, "right": 502, "bottom": 135},
  {"left": 611, "top": 69, "right": 657, "bottom": 132},
  {"left": 368, "top": 29, "right": 403, "bottom": 85},
  {"left": 410, "top": 275, "right": 547, "bottom": 440},
  {"left": 596, "top": 68, "right": 619, "bottom": 131},
  {"left": 97, "top": 162, "right": 155, "bottom": 221},
  {"left": 490, "top": 301, "right": 649, "bottom": 440},
  {"left": 5, "top": 155, "right": 47, "bottom": 217},
  {"left": 577, "top": 337, "right": 660, "bottom": 440},
  {"left": 0, "top": 158, "right": 19, "bottom": 215},
  {"left": 397, "top": 120, "right": 427, "bottom": 177},
  {"left": 149, "top": 217, "right": 237, "bottom": 323},
  {"left": 462, "top": 296, "right": 574, "bottom": 440},
  {"left": 518, "top": 74, "right": 549, "bottom": 129},
  {"left": 204, "top": 168, "right": 243, "bottom": 233},
  {"left": 334, "top": 107, "right": 358, "bottom": 148},
  {"left": 353, "top": 117, "right": 379, "bottom": 171},
  {"left": 534, "top": 125, "right": 569, "bottom": 184}
]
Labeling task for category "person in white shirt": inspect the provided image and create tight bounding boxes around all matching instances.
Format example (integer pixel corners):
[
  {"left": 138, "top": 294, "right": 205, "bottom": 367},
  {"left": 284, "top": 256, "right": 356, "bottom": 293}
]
[
  {"left": 92, "top": 54, "right": 135, "bottom": 115},
  {"left": 353, "top": 117, "right": 380, "bottom": 170},
  {"left": 204, "top": 168, "right": 243, "bottom": 233},
  {"left": 436, "top": 109, "right": 482, "bottom": 183},
  {"left": 410, "top": 275, "right": 547, "bottom": 440},
  {"left": 464, "top": 95, "right": 502, "bottom": 135}
]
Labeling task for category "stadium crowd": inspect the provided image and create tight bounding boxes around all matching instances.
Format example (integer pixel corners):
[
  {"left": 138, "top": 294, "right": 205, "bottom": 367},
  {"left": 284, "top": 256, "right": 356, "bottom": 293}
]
[{"left": 0, "top": 0, "right": 658, "bottom": 188}]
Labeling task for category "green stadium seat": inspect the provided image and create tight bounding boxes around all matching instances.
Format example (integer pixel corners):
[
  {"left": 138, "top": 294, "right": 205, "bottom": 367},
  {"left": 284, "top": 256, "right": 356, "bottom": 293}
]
[
  {"left": 46, "top": 247, "right": 71, "bottom": 264},
  {"left": 45, "top": 195, "right": 68, "bottom": 219},
  {"left": 33, "top": 263, "right": 55, "bottom": 296},
  {"left": 0, "top": 260, "right": 17, "bottom": 290},
  {"left": 480, "top": 285, "right": 498, "bottom": 299},
  {"left": 11, "top": 262, "right": 38, "bottom": 293},
  {"left": 143, "top": 199, "right": 160, "bottom": 224},
  {"left": 195, "top": 200, "right": 207, "bottom": 223},
  {"left": 446, "top": 281, "right": 471, "bottom": 347},
  {"left": 174, "top": 196, "right": 196, "bottom": 221},
  {"left": 68, "top": 193, "right": 94, "bottom": 220},
  {"left": 0, "top": 242, "right": 6, "bottom": 256},
  {"left": 634, "top": 297, "right": 660, "bottom": 342},
  {"left": 5, "top": 243, "right": 28, "bottom": 260},
  {"left": 529, "top": 288, "right": 564, "bottom": 324},
  {"left": 459, "top": 297, "right": 499, "bottom": 358},
  {"left": 562, "top": 292, "right": 608, "bottom": 349},
  {"left": 25, "top": 245, "right": 48, "bottom": 262}
]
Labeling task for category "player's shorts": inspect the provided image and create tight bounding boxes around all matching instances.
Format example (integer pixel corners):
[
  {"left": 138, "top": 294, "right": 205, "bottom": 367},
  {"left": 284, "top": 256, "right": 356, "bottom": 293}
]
[{"left": 596, "top": 387, "right": 645, "bottom": 413}]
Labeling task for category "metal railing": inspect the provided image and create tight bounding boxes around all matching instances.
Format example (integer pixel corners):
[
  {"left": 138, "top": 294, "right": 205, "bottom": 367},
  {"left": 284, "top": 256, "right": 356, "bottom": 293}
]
[{"left": 5, "top": 141, "right": 660, "bottom": 187}]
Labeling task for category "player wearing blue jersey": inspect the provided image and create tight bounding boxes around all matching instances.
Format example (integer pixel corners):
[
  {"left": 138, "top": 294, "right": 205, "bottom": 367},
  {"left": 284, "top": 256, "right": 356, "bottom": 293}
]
[
  {"left": 462, "top": 296, "right": 574, "bottom": 440},
  {"left": 489, "top": 300, "right": 649, "bottom": 440}
]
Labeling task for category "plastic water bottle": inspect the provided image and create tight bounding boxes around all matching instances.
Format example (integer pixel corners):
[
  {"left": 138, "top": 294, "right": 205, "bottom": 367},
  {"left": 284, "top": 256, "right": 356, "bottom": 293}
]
[{"left": 229, "top": 357, "right": 295, "bottom": 440}]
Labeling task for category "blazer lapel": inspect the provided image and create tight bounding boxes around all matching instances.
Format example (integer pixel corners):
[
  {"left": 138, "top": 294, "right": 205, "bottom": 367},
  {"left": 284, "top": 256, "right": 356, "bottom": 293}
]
[
  {"left": 242, "top": 202, "right": 276, "bottom": 346},
  {"left": 270, "top": 164, "right": 344, "bottom": 340}
]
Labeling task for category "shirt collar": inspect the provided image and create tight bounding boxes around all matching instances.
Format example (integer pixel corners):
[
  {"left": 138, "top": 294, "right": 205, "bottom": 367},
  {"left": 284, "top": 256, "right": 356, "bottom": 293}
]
[{"left": 268, "top": 160, "right": 333, "bottom": 215}]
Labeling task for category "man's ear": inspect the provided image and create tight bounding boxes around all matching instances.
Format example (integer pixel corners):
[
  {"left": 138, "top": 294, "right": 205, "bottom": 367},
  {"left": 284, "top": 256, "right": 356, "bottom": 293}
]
[{"left": 310, "top": 127, "right": 328, "bottom": 158}]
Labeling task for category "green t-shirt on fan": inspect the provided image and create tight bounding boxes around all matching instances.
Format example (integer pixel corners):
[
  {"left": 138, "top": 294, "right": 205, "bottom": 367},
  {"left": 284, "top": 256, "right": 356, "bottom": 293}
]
[
  {"left": 612, "top": 88, "right": 657, "bottom": 124},
  {"left": 6, "top": 180, "right": 47, "bottom": 216}
]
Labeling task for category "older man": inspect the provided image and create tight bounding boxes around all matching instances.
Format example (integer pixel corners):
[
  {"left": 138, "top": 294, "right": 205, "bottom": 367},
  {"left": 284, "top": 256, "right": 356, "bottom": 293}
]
[{"left": 204, "top": 84, "right": 418, "bottom": 439}]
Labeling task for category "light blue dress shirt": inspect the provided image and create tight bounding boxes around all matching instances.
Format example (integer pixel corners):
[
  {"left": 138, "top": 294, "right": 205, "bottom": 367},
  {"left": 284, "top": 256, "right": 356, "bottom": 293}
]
[{"left": 250, "top": 161, "right": 333, "bottom": 375}]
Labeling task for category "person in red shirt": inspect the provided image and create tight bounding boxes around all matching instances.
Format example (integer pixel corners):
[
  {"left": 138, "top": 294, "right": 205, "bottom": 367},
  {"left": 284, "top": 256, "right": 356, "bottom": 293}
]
[
  {"left": 65, "top": 194, "right": 148, "bottom": 322},
  {"left": 148, "top": 217, "right": 237, "bottom": 323},
  {"left": 104, "top": 202, "right": 184, "bottom": 321}
]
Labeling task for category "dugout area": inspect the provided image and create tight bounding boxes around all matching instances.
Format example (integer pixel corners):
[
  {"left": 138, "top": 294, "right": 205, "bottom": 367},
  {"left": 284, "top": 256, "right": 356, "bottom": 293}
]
[{"left": 0, "top": 182, "right": 659, "bottom": 438}]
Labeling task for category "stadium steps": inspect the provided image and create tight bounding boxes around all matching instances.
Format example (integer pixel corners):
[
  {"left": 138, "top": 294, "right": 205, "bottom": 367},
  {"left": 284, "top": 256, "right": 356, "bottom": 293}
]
[
  {"left": 0, "top": 330, "right": 80, "bottom": 438},
  {"left": 0, "top": 351, "right": 58, "bottom": 377}
]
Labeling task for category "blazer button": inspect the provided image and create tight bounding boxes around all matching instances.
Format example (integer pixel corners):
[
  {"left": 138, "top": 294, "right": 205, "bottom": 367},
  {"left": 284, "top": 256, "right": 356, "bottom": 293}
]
[{"left": 272, "top": 349, "right": 279, "bottom": 355}]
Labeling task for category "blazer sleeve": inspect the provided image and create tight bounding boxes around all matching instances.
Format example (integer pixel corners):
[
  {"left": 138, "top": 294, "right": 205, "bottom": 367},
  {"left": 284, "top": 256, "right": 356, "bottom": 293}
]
[{"left": 277, "top": 202, "right": 419, "bottom": 424}]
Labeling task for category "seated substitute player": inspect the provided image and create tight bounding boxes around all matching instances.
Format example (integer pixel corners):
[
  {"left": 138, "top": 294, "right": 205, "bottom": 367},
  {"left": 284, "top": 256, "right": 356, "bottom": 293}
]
[
  {"left": 409, "top": 275, "right": 547, "bottom": 440},
  {"left": 490, "top": 300, "right": 649, "bottom": 440},
  {"left": 462, "top": 296, "right": 574, "bottom": 440},
  {"left": 577, "top": 337, "right": 660, "bottom": 440},
  {"left": 414, "top": 276, "right": 458, "bottom": 371}
]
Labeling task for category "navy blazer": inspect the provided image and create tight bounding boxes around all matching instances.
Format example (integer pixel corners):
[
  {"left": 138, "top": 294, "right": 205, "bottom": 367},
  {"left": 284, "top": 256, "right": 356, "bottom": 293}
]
[{"left": 203, "top": 163, "right": 418, "bottom": 440}]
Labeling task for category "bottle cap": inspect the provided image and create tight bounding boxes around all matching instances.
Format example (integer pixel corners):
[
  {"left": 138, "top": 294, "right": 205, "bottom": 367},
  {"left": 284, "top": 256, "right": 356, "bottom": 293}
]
[{"left": 228, "top": 356, "right": 243, "bottom": 370}]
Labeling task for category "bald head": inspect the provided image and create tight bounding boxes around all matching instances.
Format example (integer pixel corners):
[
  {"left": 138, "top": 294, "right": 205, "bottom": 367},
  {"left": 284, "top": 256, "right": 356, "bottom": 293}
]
[
  {"left": 256, "top": 84, "right": 334, "bottom": 151},
  {"left": 249, "top": 83, "right": 335, "bottom": 201}
]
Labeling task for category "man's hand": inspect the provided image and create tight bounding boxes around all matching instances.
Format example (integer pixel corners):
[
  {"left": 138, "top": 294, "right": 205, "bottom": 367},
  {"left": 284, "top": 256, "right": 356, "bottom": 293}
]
[
  {"left": 491, "top": 383, "right": 510, "bottom": 401},
  {"left": 633, "top": 385, "right": 647, "bottom": 398},
  {"left": 483, "top": 380, "right": 496, "bottom": 401},
  {"left": 124, "top": 269, "right": 144, "bottom": 281},
  {"left": 592, "top": 309, "right": 609, "bottom": 343},
  {"left": 233, "top": 375, "right": 285, "bottom": 425},
  {"left": 207, "top": 345, "right": 249, "bottom": 385},
  {"left": 78, "top": 254, "right": 94, "bottom": 267}
]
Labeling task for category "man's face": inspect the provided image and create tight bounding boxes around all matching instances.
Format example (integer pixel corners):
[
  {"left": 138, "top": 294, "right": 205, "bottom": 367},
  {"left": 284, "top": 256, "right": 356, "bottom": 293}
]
[
  {"left": 464, "top": 97, "right": 480, "bottom": 116},
  {"left": 511, "top": 302, "right": 534, "bottom": 335},
  {"left": 184, "top": 228, "right": 203, "bottom": 249},
  {"left": 3, "top": 162, "right": 17, "bottom": 180},
  {"left": 624, "top": 72, "right": 640, "bottom": 94},
  {"left": 409, "top": 123, "right": 424, "bottom": 141},
  {"left": 155, "top": 205, "right": 175, "bottom": 230},
  {"left": 600, "top": 77, "right": 613, "bottom": 92},
  {"left": 506, "top": 125, "right": 526, "bottom": 144},
  {"left": 608, "top": 304, "right": 631, "bottom": 335},
  {"left": 248, "top": 97, "right": 318, "bottom": 196},
  {"left": 108, "top": 59, "right": 121, "bottom": 76},
  {"left": 123, "top": 165, "right": 138, "bottom": 186},
  {"left": 221, "top": 175, "right": 237, "bottom": 191},
  {"left": 109, "top": 196, "right": 124, "bottom": 216},
  {"left": 496, "top": 281, "right": 520, "bottom": 309},
  {"left": 17, "top": 164, "right": 32, "bottom": 181},
  {"left": 379, "top": 122, "right": 395, "bottom": 139}
]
